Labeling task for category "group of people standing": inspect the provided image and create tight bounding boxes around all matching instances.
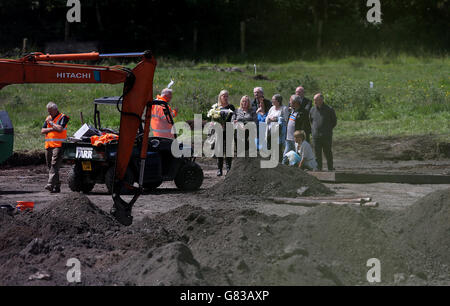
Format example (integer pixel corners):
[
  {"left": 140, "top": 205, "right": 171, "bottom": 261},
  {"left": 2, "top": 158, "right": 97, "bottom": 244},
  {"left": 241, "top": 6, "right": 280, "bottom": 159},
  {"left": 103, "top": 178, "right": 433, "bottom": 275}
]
[
  {"left": 207, "top": 86, "right": 337, "bottom": 176},
  {"left": 40, "top": 86, "right": 337, "bottom": 192}
]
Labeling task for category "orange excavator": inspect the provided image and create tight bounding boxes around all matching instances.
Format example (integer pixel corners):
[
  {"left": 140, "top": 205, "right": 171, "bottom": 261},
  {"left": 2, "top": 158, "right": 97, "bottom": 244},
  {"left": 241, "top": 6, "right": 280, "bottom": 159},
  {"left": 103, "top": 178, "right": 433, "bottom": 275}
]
[{"left": 0, "top": 50, "right": 163, "bottom": 225}]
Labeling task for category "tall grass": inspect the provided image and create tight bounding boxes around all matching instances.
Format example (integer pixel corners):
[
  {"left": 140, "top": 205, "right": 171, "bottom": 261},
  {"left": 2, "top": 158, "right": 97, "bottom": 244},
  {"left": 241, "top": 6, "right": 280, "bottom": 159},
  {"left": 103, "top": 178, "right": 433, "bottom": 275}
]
[{"left": 0, "top": 55, "right": 448, "bottom": 151}]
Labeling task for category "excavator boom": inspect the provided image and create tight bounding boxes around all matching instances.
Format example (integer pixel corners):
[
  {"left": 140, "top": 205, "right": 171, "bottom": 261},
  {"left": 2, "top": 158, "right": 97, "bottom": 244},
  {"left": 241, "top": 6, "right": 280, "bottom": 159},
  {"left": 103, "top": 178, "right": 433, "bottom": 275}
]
[
  {"left": 0, "top": 50, "right": 158, "bottom": 225},
  {"left": 0, "top": 52, "right": 133, "bottom": 88}
]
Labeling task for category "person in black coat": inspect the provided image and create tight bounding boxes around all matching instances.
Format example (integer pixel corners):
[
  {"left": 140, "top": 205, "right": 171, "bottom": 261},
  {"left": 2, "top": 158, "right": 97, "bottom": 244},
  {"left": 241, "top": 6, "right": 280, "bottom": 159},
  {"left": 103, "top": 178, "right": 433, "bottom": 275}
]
[
  {"left": 207, "top": 90, "right": 236, "bottom": 176},
  {"left": 251, "top": 87, "right": 272, "bottom": 114},
  {"left": 309, "top": 93, "right": 337, "bottom": 171},
  {"left": 295, "top": 86, "right": 312, "bottom": 142}
]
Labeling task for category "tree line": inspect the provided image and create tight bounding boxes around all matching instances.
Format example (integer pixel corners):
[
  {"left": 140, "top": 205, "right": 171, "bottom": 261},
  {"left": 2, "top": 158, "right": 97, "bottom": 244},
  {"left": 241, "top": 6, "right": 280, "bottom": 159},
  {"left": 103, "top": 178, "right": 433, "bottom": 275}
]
[{"left": 0, "top": 0, "right": 448, "bottom": 59}]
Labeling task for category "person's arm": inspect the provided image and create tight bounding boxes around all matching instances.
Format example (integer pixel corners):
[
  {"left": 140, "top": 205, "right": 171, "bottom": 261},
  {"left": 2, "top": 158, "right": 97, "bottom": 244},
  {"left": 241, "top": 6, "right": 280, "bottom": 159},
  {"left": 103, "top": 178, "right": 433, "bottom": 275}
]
[
  {"left": 252, "top": 110, "right": 258, "bottom": 123},
  {"left": 265, "top": 108, "right": 271, "bottom": 124},
  {"left": 51, "top": 115, "right": 69, "bottom": 133},
  {"left": 298, "top": 158, "right": 304, "bottom": 168},
  {"left": 231, "top": 110, "right": 237, "bottom": 122},
  {"left": 280, "top": 106, "right": 289, "bottom": 124},
  {"left": 41, "top": 127, "right": 53, "bottom": 134},
  {"left": 298, "top": 144, "right": 305, "bottom": 168},
  {"left": 170, "top": 106, "right": 178, "bottom": 118},
  {"left": 51, "top": 122, "right": 64, "bottom": 133},
  {"left": 330, "top": 107, "right": 337, "bottom": 129},
  {"left": 41, "top": 117, "right": 51, "bottom": 134},
  {"left": 41, "top": 116, "right": 68, "bottom": 134}
]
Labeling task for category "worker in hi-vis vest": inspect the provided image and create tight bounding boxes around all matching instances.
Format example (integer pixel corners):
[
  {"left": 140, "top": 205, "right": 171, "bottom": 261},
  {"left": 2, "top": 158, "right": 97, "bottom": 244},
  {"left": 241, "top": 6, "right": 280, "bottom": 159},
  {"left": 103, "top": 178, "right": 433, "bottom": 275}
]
[
  {"left": 41, "top": 102, "right": 70, "bottom": 193},
  {"left": 151, "top": 88, "right": 178, "bottom": 138}
]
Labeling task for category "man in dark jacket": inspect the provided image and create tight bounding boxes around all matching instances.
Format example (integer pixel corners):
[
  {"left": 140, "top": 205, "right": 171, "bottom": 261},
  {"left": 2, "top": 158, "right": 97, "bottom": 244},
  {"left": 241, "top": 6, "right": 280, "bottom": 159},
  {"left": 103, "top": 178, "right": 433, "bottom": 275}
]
[
  {"left": 252, "top": 87, "right": 271, "bottom": 113},
  {"left": 309, "top": 93, "right": 337, "bottom": 171},
  {"left": 295, "top": 86, "right": 312, "bottom": 142}
]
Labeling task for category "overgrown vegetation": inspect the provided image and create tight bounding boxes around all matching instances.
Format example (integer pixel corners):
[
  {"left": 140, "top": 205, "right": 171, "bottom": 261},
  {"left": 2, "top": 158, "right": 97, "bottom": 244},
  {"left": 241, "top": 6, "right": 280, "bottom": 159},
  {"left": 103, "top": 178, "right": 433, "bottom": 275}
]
[{"left": 0, "top": 55, "right": 448, "bottom": 151}]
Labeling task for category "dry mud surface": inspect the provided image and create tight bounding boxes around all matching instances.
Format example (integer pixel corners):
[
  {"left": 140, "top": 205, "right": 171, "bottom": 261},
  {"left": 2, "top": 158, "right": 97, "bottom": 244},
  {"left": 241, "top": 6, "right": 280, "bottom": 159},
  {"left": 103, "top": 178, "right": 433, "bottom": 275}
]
[{"left": 0, "top": 136, "right": 449, "bottom": 286}]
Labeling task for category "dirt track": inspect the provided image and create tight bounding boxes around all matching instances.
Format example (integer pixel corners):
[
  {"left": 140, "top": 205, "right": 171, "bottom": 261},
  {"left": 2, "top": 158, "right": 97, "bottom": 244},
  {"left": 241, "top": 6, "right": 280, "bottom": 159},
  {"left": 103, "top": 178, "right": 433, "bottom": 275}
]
[{"left": 0, "top": 137, "right": 449, "bottom": 285}]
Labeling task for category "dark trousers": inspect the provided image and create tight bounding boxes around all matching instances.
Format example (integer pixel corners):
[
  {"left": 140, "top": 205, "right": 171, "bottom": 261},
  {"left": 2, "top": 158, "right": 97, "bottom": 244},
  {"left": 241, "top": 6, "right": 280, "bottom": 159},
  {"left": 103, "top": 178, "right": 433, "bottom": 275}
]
[
  {"left": 266, "top": 134, "right": 284, "bottom": 163},
  {"left": 312, "top": 136, "right": 333, "bottom": 170},
  {"left": 217, "top": 157, "right": 232, "bottom": 170},
  {"left": 217, "top": 130, "right": 232, "bottom": 170}
]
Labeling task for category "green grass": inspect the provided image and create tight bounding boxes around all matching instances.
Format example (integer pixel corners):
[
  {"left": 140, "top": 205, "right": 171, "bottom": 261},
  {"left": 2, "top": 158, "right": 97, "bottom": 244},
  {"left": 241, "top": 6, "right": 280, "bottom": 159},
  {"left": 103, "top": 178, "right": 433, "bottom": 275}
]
[{"left": 0, "top": 55, "right": 449, "bottom": 151}]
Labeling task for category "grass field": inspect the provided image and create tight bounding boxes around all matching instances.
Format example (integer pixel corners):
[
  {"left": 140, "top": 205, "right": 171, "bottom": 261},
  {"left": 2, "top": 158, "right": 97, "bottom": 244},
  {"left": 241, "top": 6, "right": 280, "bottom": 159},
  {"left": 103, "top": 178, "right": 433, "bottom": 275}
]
[{"left": 0, "top": 55, "right": 449, "bottom": 151}]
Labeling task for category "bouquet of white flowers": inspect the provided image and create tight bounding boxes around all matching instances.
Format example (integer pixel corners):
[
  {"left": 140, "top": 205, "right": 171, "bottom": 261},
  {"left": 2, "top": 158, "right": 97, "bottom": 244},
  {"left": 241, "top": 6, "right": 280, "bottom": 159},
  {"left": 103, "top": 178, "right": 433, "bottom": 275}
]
[
  {"left": 207, "top": 103, "right": 222, "bottom": 120},
  {"left": 207, "top": 103, "right": 233, "bottom": 122}
]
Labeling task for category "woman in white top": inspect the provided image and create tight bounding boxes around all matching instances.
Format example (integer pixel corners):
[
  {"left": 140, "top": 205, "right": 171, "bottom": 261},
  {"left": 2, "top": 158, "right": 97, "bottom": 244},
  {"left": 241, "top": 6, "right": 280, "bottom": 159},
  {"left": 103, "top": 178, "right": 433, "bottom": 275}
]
[{"left": 265, "top": 94, "right": 289, "bottom": 162}]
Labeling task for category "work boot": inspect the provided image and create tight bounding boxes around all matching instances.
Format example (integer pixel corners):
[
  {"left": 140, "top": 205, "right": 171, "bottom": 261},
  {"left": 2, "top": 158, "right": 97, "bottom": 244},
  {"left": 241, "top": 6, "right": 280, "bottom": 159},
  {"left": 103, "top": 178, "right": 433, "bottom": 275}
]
[
  {"left": 51, "top": 186, "right": 61, "bottom": 193},
  {"left": 44, "top": 184, "right": 53, "bottom": 192},
  {"left": 217, "top": 169, "right": 223, "bottom": 177}
]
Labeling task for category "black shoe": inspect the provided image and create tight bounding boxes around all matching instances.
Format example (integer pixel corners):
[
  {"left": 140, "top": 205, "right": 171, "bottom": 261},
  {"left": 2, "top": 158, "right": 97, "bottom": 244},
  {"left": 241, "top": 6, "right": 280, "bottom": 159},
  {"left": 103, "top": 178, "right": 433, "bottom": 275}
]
[
  {"left": 217, "top": 169, "right": 223, "bottom": 177},
  {"left": 44, "top": 184, "right": 53, "bottom": 192},
  {"left": 225, "top": 165, "right": 231, "bottom": 174},
  {"left": 51, "top": 186, "right": 61, "bottom": 193}
]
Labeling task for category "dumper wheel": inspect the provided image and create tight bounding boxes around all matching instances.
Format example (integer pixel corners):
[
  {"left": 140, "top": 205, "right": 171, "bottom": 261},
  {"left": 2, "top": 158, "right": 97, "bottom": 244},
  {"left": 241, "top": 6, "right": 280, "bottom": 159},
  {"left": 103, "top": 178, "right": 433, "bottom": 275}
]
[
  {"left": 105, "top": 166, "right": 134, "bottom": 195},
  {"left": 68, "top": 164, "right": 95, "bottom": 193},
  {"left": 174, "top": 161, "right": 203, "bottom": 191}
]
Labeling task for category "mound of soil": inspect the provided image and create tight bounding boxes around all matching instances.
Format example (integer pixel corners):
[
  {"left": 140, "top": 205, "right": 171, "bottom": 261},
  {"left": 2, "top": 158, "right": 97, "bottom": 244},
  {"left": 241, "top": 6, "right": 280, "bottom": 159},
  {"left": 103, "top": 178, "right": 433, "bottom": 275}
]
[
  {"left": 208, "top": 157, "right": 332, "bottom": 197},
  {"left": 335, "top": 136, "right": 449, "bottom": 161},
  {"left": 0, "top": 151, "right": 45, "bottom": 168},
  {"left": 0, "top": 189, "right": 449, "bottom": 285},
  {"left": 387, "top": 188, "right": 450, "bottom": 264}
]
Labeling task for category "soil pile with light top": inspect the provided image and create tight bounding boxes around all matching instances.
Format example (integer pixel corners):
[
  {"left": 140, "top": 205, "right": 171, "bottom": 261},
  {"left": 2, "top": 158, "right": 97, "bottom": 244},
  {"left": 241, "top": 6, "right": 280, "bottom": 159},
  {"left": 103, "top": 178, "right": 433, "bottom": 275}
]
[{"left": 208, "top": 157, "right": 332, "bottom": 198}]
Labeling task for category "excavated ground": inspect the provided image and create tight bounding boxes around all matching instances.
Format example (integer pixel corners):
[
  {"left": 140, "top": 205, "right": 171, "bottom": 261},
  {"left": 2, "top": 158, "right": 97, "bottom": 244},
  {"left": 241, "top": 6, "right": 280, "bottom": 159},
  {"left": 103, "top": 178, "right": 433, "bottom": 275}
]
[
  {"left": 0, "top": 136, "right": 449, "bottom": 285},
  {"left": 0, "top": 188, "right": 448, "bottom": 286}
]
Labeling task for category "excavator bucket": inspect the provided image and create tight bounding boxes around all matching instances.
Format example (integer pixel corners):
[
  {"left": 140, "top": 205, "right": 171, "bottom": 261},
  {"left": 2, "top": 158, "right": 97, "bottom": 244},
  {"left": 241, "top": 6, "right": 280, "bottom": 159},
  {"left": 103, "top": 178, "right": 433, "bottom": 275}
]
[{"left": 111, "top": 51, "right": 157, "bottom": 225}]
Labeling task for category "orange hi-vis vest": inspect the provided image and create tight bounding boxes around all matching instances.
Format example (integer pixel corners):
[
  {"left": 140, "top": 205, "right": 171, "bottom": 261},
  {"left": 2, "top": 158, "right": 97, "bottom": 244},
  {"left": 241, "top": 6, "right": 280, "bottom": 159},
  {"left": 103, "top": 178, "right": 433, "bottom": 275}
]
[
  {"left": 45, "top": 113, "right": 68, "bottom": 149},
  {"left": 151, "top": 95, "right": 178, "bottom": 138}
]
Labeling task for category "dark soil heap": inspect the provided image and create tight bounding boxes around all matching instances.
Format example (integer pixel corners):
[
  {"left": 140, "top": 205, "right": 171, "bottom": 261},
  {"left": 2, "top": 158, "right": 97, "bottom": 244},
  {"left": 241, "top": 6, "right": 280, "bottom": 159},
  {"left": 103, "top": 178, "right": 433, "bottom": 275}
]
[
  {"left": 209, "top": 157, "right": 332, "bottom": 197},
  {"left": 0, "top": 189, "right": 449, "bottom": 286},
  {"left": 386, "top": 188, "right": 450, "bottom": 264}
]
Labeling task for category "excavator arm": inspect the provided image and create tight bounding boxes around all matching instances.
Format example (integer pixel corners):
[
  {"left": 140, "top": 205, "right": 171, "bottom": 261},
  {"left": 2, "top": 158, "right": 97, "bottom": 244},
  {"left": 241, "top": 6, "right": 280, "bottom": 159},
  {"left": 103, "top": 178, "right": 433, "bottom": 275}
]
[{"left": 0, "top": 51, "right": 158, "bottom": 225}]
